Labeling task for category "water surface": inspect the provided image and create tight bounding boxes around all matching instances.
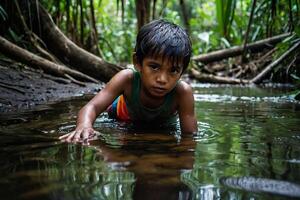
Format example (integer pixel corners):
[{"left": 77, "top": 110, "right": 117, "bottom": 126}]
[{"left": 0, "top": 84, "right": 299, "bottom": 199}]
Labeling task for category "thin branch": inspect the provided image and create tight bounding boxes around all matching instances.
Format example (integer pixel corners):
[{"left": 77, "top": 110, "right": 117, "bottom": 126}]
[
  {"left": 193, "top": 33, "right": 290, "bottom": 63},
  {"left": 64, "top": 74, "right": 87, "bottom": 86},
  {"left": 251, "top": 41, "right": 300, "bottom": 83},
  {"left": 190, "top": 68, "right": 250, "bottom": 84}
]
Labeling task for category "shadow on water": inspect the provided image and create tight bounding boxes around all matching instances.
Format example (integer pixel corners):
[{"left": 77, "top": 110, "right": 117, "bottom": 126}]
[{"left": 0, "top": 84, "right": 300, "bottom": 199}]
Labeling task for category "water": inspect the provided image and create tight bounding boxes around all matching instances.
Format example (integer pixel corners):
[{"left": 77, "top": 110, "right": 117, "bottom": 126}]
[{"left": 0, "top": 84, "right": 300, "bottom": 200}]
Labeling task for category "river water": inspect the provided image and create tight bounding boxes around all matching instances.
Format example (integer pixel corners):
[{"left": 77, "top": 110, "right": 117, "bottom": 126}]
[{"left": 0, "top": 84, "right": 299, "bottom": 200}]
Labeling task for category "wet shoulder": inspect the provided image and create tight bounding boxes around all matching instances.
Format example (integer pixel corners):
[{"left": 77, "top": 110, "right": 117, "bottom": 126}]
[
  {"left": 175, "top": 81, "right": 193, "bottom": 96},
  {"left": 119, "top": 68, "right": 134, "bottom": 99},
  {"left": 174, "top": 81, "right": 194, "bottom": 106}
]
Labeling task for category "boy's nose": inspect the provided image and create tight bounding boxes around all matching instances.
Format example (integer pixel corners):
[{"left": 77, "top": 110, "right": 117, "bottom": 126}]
[{"left": 156, "top": 73, "right": 167, "bottom": 84}]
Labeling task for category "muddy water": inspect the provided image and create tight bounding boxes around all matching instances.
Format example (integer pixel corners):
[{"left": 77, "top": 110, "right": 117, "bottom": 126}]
[{"left": 0, "top": 84, "right": 299, "bottom": 200}]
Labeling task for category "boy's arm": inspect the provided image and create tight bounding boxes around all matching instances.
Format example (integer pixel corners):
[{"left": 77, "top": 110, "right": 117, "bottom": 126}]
[
  {"left": 59, "top": 69, "right": 133, "bottom": 143},
  {"left": 177, "top": 82, "right": 198, "bottom": 134}
]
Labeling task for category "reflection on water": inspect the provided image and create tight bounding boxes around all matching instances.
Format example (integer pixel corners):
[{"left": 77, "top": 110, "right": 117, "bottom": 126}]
[{"left": 0, "top": 85, "right": 300, "bottom": 199}]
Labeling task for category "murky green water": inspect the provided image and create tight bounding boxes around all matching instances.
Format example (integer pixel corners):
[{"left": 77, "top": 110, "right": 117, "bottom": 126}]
[{"left": 0, "top": 84, "right": 300, "bottom": 200}]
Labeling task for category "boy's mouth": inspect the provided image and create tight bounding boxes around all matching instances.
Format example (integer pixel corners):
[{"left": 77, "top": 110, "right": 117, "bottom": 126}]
[{"left": 152, "top": 86, "right": 167, "bottom": 94}]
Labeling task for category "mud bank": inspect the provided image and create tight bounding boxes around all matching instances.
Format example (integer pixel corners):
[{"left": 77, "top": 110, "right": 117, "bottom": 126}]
[{"left": 0, "top": 60, "right": 103, "bottom": 113}]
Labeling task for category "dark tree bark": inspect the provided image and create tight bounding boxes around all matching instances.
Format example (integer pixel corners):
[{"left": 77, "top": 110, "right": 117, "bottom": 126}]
[
  {"left": 152, "top": 0, "right": 157, "bottom": 20},
  {"left": 179, "top": 0, "right": 190, "bottom": 34},
  {"left": 135, "top": 0, "right": 151, "bottom": 30},
  {"left": 89, "top": 0, "right": 102, "bottom": 57},
  {"left": 66, "top": 0, "right": 70, "bottom": 37},
  {"left": 241, "top": 0, "right": 257, "bottom": 62},
  {"left": 78, "top": 0, "right": 84, "bottom": 45}
]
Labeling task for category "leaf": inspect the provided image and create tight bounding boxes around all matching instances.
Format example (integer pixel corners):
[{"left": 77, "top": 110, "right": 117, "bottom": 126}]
[
  {"left": 0, "top": 5, "right": 7, "bottom": 20},
  {"left": 290, "top": 74, "right": 300, "bottom": 81},
  {"left": 215, "top": 0, "right": 224, "bottom": 35},
  {"left": 8, "top": 28, "right": 21, "bottom": 42},
  {"left": 220, "top": 37, "right": 231, "bottom": 48}
]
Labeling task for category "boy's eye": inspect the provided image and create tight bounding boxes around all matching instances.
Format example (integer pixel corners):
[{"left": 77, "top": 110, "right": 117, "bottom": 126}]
[
  {"left": 149, "top": 64, "right": 159, "bottom": 70},
  {"left": 170, "top": 67, "right": 181, "bottom": 74}
]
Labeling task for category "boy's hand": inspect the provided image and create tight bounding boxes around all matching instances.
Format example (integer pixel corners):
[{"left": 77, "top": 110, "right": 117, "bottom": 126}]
[{"left": 59, "top": 127, "right": 95, "bottom": 144}]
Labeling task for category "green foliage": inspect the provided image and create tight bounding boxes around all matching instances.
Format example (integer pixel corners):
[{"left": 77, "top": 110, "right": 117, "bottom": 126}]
[
  {"left": 0, "top": 5, "right": 7, "bottom": 21},
  {"left": 215, "top": 0, "right": 236, "bottom": 38},
  {"left": 96, "top": 0, "right": 136, "bottom": 63},
  {"left": 8, "top": 28, "right": 23, "bottom": 43}
]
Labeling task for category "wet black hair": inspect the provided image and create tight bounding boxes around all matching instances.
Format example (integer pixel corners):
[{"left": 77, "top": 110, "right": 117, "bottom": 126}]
[{"left": 135, "top": 19, "right": 192, "bottom": 72}]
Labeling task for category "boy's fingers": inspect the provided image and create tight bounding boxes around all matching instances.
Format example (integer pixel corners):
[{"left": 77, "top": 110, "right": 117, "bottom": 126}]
[
  {"left": 82, "top": 130, "right": 90, "bottom": 141},
  {"left": 59, "top": 132, "right": 73, "bottom": 140},
  {"left": 66, "top": 131, "right": 77, "bottom": 142},
  {"left": 60, "top": 129, "right": 95, "bottom": 143},
  {"left": 72, "top": 130, "right": 82, "bottom": 142},
  {"left": 58, "top": 131, "right": 75, "bottom": 140}
]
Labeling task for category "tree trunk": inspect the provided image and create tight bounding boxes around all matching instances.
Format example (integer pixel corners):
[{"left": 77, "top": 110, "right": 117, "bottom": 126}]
[
  {"left": 135, "top": 0, "right": 151, "bottom": 31},
  {"left": 241, "top": 0, "right": 257, "bottom": 62},
  {"left": 179, "top": 0, "right": 190, "bottom": 34},
  {"left": 193, "top": 33, "right": 290, "bottom": 64},
  {"left": 89, "top": 0, "right": 102, "bottom": 57},
  {"left": 32, "top": 1, "right": 123, "bottom": 82}
]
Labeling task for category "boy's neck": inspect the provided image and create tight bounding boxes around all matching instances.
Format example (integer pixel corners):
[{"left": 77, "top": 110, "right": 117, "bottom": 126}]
[{"left": 139, "top": 89, "right": 166, "bottom": 109}]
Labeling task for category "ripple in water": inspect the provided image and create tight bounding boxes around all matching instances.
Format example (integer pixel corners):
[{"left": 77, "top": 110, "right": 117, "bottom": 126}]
[{"left": 193, "top": 122, "right": 220, "bottom": 142}]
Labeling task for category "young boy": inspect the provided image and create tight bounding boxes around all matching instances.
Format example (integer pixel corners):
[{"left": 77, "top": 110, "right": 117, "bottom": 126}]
[{"left": 59, "top": 19, "right": 197, "bottom": 143}]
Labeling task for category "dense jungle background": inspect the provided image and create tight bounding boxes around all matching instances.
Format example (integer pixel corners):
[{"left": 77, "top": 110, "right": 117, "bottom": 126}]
[
  {"left": 0, "top": 0, "right": 300, "bottom": 110},
  {"left": 1, "top": 1, "right": 300, "bottom": 199}
]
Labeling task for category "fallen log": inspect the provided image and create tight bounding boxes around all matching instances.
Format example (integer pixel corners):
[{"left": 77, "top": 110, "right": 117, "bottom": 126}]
[
  {"left": 250, "top": 40, "right": 300, "bottom": 84},
  {"left": 190, "top": 68, "right": 250, "bottom": 84},
  {"left": 0, "top": 36, "right": 98, "bottom": 84},
  {"left": 192, "top": 33, "right": 291, "bottom": 63},
  {"left": 33, "top": 2, "right": 123, "bottom": 82}
]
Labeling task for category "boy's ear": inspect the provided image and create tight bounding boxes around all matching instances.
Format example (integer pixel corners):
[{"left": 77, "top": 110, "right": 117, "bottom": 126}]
[{"left": 132, "top": 52, "right": 142, "bottom": 72}]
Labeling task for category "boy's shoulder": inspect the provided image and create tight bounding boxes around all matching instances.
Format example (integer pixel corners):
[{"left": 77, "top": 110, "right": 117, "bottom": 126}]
[
  {"left": 175, "top": 80, "right": 193, "bottom": 95},
  {"left": 117, "top": 68, "right": 135, "bottom": 82},
  {"left": 174, "top": 81, "right": 195, "bottom": 108},
  {"left": 116, "top": 69, "right": 135, "bottom": 96},
  {"left": 120, "top": 68, "right": 135, "bottom": 76}
]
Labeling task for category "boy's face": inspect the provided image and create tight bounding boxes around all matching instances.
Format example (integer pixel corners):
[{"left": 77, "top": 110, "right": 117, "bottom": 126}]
[{"left": 135, "top": 55, "right": 183, "bottom": 98}]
